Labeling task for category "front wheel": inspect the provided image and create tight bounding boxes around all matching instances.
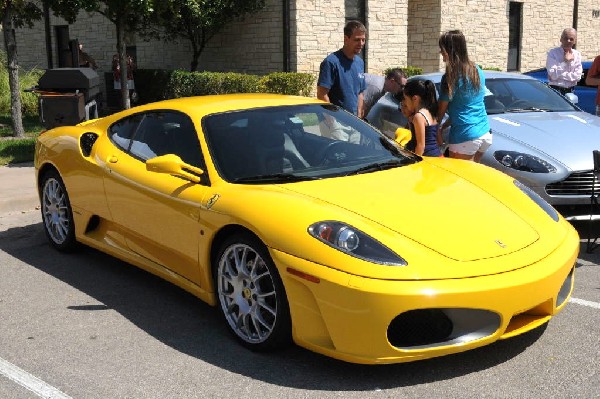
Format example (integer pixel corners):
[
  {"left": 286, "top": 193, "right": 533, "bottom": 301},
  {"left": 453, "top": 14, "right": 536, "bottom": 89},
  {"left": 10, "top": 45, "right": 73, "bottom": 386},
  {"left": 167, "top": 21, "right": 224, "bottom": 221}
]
[
  {"left": 40, "top": 170, "right": 78, "bottom": 252},
  {"left": 214, "top": 233, "right": 291, "bottom": 351}
]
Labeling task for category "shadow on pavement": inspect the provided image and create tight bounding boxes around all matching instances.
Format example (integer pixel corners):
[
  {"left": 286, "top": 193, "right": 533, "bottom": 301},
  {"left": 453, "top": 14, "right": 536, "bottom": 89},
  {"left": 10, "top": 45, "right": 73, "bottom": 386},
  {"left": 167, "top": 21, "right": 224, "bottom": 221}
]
[{"left": 0, "top": 220, "right": 550, "bottom": 391}]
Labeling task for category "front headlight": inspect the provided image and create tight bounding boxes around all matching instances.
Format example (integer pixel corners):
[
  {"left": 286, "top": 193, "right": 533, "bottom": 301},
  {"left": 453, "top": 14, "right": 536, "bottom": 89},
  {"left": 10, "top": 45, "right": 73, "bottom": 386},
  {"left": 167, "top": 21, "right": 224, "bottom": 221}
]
[
  {"left": 308, "top": 221, "right": 407, "bottom": 266},
  {"left": 494, "top": 151, "right": 556, "bottom": 173},
  {"left": 514, "top": 180, "right": 559, "bottom": 221}
]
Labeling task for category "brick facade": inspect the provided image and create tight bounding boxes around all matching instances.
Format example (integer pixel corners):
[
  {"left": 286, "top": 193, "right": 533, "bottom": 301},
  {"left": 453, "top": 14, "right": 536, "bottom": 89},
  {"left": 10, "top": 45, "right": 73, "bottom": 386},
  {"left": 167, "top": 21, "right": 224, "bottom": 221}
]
[{"left": 7, "top": 0, "right": 600, "bottom": 93}]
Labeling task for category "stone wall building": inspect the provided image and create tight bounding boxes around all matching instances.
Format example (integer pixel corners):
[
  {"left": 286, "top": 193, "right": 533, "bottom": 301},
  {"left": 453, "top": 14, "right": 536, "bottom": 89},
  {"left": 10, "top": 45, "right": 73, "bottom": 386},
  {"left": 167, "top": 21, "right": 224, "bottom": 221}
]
[{"left": 9, "top": 0, "right": 600, "bottom": 95}]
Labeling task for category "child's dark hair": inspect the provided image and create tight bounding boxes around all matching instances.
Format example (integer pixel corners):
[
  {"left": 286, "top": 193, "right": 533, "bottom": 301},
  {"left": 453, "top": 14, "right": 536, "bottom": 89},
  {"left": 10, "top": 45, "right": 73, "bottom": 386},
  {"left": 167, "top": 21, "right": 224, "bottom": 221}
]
[{"left": 403, "top": 79, "right": 438, "bottom": 116}]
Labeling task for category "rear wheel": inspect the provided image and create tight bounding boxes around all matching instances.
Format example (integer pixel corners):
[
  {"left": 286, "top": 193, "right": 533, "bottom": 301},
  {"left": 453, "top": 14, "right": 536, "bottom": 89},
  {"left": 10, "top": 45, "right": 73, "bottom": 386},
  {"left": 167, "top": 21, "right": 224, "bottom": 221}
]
[
  {"left": 40, "top": 170, "right": 77, "bottom": 252},
  {"left": 214, "top": 233, "right": 291, "bottom": 351}
]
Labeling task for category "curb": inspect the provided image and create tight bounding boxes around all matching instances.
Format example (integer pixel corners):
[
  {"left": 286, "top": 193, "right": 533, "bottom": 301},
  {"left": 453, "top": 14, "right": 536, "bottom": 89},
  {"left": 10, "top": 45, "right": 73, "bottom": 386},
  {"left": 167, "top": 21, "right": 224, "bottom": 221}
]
[
  {"left": 0, "top": 163, "right": 39, "bottom": 215},
  {"left": 0, "top": 195, "right": 40, "bottom": 215}
]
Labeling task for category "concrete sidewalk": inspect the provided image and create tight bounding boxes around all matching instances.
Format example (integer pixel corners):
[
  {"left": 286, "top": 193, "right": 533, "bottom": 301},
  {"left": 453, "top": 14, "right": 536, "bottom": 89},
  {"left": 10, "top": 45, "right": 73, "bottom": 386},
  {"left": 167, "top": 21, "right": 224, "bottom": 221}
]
[{"left": 0, "top": 162, "right": 39, "bottom": 214}]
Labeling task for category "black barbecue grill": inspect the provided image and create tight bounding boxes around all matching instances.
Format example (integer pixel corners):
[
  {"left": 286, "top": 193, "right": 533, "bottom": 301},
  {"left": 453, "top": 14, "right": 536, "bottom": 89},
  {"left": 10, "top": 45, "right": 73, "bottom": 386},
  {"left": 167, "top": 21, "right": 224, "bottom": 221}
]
[{"left": 35, "top": 68, "right": 101, "bottom": 129}]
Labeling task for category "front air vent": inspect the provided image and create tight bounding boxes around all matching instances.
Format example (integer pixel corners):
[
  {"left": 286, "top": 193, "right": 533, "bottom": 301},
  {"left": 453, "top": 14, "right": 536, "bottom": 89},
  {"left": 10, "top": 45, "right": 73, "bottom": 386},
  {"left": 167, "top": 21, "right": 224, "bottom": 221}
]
[
  {"left": 80, "top": 132, "right": 99, "bottom": 157},
  {"left": 388, "top": 308, "right": 500, "bottom": 349},
  {"left": 546, "top": 171, "right": 599, "bottom": 196}
]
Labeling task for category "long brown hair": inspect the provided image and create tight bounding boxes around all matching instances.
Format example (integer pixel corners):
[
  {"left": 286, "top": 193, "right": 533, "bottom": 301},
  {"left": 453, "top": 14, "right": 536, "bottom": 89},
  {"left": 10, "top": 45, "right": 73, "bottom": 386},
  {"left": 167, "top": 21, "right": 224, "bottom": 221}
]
[{"left": 439, "top": 30, "right": 480, "bottom": 98}]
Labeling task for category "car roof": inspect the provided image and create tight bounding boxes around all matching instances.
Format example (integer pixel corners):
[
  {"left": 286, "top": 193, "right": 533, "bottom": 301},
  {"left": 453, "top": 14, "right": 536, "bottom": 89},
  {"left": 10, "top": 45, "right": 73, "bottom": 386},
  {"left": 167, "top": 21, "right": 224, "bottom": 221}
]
[
  {"left": 410, "top": 70, "right": 537, "bottom": 83},
  {"left": 108, "top": 93, "right": 324, "bottom": 121}
]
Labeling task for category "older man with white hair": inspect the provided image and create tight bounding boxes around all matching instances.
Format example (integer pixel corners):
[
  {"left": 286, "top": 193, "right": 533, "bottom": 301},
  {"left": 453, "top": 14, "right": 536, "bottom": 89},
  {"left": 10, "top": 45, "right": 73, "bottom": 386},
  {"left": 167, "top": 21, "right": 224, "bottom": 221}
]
[{"left": 546, "top": 28, "right": 583, "bottom": 95}]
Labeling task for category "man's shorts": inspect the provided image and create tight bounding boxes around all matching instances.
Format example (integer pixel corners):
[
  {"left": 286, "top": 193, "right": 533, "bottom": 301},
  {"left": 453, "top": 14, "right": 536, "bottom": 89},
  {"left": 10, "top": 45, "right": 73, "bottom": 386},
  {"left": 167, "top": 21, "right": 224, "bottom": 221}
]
[{"left": 449, "top": 131, "right": 493, "bottom": 156}]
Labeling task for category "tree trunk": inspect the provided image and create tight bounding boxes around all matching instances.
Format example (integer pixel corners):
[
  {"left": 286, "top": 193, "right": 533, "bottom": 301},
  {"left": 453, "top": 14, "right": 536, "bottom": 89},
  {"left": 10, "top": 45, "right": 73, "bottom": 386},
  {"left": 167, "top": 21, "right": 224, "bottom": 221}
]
[
  {"left": 2, "top": 9, "right": 25, "bottom": 137},
  {"left": 189, "top": 30, "right": 208, "bottom": 72},
  {"left": 116, "top": 17, "right": 130, "bottom": 110}
]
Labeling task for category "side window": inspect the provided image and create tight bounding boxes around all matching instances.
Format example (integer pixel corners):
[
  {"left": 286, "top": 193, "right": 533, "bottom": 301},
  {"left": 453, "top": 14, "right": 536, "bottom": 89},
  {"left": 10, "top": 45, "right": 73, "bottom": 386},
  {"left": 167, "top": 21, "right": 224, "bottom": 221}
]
[
  {"left": 159, "top": 113, "right": 204, "bottom": 167},
  {"left": 108, "top": 114, "right": 143, "bottom": 152},
  {"left": 128, "top": 111, "right": 203, "bottom": 167}
]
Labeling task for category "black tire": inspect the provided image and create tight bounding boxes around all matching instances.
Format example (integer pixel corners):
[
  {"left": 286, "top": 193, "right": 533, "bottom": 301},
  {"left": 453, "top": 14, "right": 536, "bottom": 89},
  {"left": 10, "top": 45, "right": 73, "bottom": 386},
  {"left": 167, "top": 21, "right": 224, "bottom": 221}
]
[
  {"left": 40, "top": 169, "right": 78, "bottom": 252},
  {"left": 214, "top": 232, "right": 292, "bottom": 351}
]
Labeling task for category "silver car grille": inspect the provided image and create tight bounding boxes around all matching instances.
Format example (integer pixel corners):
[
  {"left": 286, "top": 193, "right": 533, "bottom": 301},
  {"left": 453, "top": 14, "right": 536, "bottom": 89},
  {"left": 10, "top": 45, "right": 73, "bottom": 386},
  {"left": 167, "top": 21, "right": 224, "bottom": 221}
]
[{"left": 546, "top": 170, "right": 600, "bottom": 196}]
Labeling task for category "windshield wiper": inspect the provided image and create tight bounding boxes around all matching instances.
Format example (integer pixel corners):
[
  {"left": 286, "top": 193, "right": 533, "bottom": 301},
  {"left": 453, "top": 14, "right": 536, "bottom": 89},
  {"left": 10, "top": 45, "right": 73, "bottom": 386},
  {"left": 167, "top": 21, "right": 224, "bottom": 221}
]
[
  {"left": 346, "top": 159, "right": 411, "bottom": 176},
  {"left": 506, "top": 107, "right": 550, "bottom": 113},
  {"left": 233, "top": 173, "right": 319, "bottom": 183}
]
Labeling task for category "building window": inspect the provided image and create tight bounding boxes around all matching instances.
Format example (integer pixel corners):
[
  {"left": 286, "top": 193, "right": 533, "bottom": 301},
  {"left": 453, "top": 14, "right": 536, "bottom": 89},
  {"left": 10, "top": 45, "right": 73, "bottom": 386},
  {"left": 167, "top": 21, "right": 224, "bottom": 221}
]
[
  {"left": 507, "top": 2, "right": 522, "bottom": 71},
  {"left": 345, "top": 0, "right": 367, "bottom": 67},
  {"left": 345, "top": 0, "right": 365, "bottom": 22},
  {"left": 55, "top": 25, "right": 71, "bottom": 68}
]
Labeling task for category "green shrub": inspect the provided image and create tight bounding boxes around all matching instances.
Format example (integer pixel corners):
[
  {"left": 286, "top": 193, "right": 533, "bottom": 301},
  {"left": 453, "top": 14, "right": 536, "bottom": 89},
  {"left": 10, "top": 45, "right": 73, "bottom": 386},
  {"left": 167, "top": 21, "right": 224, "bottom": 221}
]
[
  {"left": 480, "top": 66, "right": 502, "bottom": 71},
  {"left": 165, "top": 71, "right": 263, "bottom": 98},
  {"left": 0, "top": 50, "right": 44, "bottom": 117},
  {"left": 385, "top": 66, "right": 423, "bottom": 78},
  {"left": 156, "top": 70, "right": 314, "bottom": 100},
  {"left": 0, "top": 137, "right": 36, "bottom": 164},
  {"left": 259, "top": 72, "right": 315, "bottom": 96}
]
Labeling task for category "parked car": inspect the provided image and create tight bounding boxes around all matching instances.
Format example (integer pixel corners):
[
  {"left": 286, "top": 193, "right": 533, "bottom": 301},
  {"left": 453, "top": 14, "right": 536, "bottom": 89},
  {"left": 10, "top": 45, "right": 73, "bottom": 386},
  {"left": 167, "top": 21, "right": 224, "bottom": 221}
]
[
  {"left": 366, "top": 91, "right": 408, "bottom": 138},
  {"left": 376, "top": 71, "right": 600, "bottom": 215},
  {"left": 35, "top": 93, "right": 578, "bottom": 364},
  {"left": 523, "top": 61, "right": 596, "bottom": 114}
]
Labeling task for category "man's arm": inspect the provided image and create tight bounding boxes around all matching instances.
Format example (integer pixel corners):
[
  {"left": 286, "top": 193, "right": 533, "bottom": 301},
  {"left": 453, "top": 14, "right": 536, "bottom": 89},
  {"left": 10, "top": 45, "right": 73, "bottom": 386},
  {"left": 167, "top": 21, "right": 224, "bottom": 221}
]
[
  {"left": 546, "top": 48, "right": 562, "bottom": 82},
  {"left": 436, "top": 100, "right": 449, "bottom": 146},
  {"left": 566, "top": 51, "right": 583, "bottom": 84},
  {"left": 586, "top": 57, "right": 600, "bottom": 86},
  {"left": 317, "top": 86, "right": 330, "bottom": 103},
  {"left": 357, "top": 92, "right": 364, "bottom": 119}
]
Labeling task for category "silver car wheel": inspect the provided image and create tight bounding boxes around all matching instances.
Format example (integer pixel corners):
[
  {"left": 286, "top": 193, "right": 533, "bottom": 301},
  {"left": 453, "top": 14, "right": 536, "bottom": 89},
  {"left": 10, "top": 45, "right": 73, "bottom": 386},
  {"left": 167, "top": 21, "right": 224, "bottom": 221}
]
[
  {"left": 43, "top": 177, "right": 70, "bottom": 244},
  {"left": 217, "top": 243, "right": 278, "bottom": 344},
  {"left": 40, "top": 171, "right": 76, "bottom": 251}
]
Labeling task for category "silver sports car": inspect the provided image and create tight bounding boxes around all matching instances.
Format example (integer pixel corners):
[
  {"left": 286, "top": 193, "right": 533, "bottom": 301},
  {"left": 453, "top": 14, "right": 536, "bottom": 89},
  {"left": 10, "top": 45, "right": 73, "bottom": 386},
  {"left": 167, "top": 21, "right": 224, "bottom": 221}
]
[{"left": 370, "top": 71, "right": 600, "bottom": 215}]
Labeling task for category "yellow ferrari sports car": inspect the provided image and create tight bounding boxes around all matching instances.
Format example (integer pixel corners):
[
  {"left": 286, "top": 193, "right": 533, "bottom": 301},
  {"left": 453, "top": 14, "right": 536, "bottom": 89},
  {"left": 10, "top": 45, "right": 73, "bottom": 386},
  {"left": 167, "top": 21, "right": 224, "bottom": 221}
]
[{"left": 35, "top": 94, "right": 578, "bottom": 364}]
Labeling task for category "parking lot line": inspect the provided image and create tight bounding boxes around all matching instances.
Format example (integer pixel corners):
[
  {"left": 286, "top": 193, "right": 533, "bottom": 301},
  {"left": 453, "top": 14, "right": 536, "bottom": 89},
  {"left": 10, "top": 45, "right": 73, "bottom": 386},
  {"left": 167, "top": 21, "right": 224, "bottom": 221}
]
[
  {"left": 0, "top": 357, "right": 72, "bottom": 399},
  {"left": 570, "top": 297, "right": 600, "bottom": 309}
]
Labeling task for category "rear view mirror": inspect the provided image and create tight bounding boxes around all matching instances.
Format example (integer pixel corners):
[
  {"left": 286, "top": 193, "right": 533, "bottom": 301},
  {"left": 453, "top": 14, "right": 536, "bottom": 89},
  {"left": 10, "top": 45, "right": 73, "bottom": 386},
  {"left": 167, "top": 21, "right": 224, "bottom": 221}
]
[{"left": 146, "top": 154, "right": 204, "bottom": 183}]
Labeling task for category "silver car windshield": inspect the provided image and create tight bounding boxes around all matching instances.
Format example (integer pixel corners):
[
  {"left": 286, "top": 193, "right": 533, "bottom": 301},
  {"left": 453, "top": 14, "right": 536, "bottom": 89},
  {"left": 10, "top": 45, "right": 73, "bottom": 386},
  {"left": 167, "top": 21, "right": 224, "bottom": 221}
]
[
  {"left": 432, "top": 77, "right": 579, "bottom": 115},
  {"left": 203, "top": 104, "right": 418, "bottom": 183}
]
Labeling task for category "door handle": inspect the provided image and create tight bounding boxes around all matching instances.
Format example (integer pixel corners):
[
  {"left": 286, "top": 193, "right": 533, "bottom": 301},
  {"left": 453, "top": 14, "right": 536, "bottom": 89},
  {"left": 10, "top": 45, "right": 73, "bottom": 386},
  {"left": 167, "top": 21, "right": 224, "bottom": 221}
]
[{"left": 108, "top": 155, "right": 118, "bottom": 163}]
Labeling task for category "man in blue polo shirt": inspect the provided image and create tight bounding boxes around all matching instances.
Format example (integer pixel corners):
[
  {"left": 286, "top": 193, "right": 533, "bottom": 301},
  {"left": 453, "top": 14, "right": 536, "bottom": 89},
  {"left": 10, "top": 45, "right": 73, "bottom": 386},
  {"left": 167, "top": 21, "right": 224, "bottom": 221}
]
[{"left": 317, "top": 20, "right": 367, "bottom": 117}]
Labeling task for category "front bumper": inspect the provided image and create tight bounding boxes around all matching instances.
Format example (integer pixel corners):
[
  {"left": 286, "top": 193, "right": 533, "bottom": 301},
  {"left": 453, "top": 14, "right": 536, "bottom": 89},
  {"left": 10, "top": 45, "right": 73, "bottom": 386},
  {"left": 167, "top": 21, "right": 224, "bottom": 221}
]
[{"left": 273, "top": 226, "right": 579, "bottom": 364}]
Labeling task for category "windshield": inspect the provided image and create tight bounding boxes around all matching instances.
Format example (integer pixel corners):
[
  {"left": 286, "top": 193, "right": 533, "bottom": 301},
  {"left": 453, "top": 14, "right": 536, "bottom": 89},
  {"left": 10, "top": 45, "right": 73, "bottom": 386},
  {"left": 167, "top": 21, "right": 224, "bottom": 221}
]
[
  {"left": 482, "top": 78, "right": 578, "bottom": 114},
  {"left": 203, "top": 104, "right": 418, "bottom": 183},
  {"left": 431, "top": 77, "right": 578, "bottom": 115}
]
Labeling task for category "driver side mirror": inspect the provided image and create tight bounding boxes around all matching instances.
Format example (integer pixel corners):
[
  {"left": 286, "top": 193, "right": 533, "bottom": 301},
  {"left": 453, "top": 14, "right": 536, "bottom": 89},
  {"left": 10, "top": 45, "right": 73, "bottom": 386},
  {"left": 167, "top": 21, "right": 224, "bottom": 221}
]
[
  {"left": 565, "top": 92, "right": 578, "bottom": 104},
  {"left": 146, "top": 154, "right": 204, "bottom": 183}
]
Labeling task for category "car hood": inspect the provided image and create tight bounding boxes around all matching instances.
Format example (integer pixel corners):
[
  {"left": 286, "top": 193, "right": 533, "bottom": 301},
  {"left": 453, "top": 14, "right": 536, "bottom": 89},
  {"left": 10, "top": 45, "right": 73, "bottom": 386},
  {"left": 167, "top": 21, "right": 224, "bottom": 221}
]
[
  {"left": 489, "top": 112, "right": 600, "bottom": 169},
  {"left": 281, "top": 162, "right": 540, "bottom": 263}
]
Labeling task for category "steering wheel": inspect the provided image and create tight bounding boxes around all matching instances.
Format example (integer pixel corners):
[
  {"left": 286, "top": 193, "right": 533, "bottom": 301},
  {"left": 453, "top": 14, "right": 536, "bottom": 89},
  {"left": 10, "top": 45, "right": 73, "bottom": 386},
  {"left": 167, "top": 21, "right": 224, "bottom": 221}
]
[
  {"left": 317, "top": 141, "right": 347, "bottom": 166},
  {"left": 507, "top": 99, "right": 531, "bottom": 109}
]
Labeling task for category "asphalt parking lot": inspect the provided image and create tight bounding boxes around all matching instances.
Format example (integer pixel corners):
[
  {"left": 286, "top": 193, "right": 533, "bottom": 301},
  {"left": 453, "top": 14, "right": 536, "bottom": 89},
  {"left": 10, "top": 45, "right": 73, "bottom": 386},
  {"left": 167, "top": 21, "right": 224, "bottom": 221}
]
[{"left": 0, "top": 165, "right": 598, "bottom": 399}]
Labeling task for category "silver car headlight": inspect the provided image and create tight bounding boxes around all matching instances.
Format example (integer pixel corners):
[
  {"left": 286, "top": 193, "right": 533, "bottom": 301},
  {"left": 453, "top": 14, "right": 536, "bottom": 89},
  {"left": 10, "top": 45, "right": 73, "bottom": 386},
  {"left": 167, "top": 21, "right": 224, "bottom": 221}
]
[
  {"left": 494, "top": 151, "right": 556, "bottom": 173},
  {"left": 308, "top": 221, "right": 407, "bottom": 266},
  {"left": 514, "top": 180, "right": 559, "bottom": 221}
]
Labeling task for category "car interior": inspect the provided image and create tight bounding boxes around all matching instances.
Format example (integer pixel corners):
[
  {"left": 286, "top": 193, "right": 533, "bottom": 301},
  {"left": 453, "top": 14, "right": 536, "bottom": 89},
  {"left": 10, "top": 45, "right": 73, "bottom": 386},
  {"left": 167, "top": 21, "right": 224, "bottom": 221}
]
[{"left": 203, "top": 105, "right": 395, "bottom": 182}]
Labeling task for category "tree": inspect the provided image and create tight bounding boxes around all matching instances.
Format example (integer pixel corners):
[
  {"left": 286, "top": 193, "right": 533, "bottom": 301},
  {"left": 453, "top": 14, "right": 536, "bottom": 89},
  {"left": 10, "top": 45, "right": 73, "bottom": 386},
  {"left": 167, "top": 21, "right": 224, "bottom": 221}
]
[
  {"left": 49, "top": 0, "right": 153, "bottom": 109},
  {"left": 147, "top": 0, "right": 266, "bottom": 72},
  {"left": 1, "top": 0, "right": 42, "bottom": 137}
]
